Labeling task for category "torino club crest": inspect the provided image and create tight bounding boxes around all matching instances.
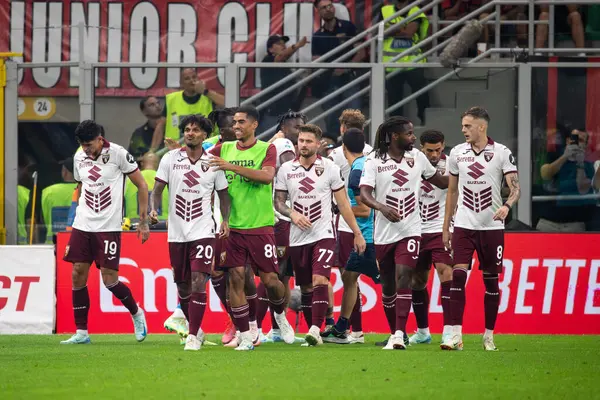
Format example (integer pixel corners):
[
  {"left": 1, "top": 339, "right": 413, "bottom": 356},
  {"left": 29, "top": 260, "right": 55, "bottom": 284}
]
[
  {"left": 484, "top": 152, "right": 494, "bottom": 162},
  {"left": 405, "top": 158, "right": 414, "bottom": 168}
]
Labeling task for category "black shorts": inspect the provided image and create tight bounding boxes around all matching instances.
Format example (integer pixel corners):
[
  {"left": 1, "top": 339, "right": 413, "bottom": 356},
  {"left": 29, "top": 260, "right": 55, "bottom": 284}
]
[{"left": 345, "top": 243, "right": 380, "bottom": 284}]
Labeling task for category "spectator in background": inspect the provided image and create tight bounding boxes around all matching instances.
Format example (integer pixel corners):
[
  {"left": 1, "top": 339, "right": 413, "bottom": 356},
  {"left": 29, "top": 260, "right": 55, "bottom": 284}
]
[
  {"left": 259, "top": 35, "right": 308, "bottom": 134},
  {"left": 128, "top": 96, "right": 163, "bottom": 161},
  {"left": 125, "top": 152, "right": 168, "bottom": 222},
  {"left": 151, "top": 68, "right": 225, "bottom": 151},
  {"left": 480, "top": 3, "right": 528, "bottom": 48},
  {"left": 381, "top": 0, "right": 430, "bottom": 125},
  {"left": 538, "top": 129, "right": 600, "bottom": 231},
  {"left": 442, "top": 0, "right": 483, "bottom": 21},
  {"left": 41, "top": 157, "right": 78, "bottom": 244},
  {"left": 536, "top": 5, "right": 586, "bottom": 55},
  {"left": 312, "top": 0, "right": 366, "bottom": 135},
  {"left": 319, "top": 134, "right": 337, "bottom": 157}
]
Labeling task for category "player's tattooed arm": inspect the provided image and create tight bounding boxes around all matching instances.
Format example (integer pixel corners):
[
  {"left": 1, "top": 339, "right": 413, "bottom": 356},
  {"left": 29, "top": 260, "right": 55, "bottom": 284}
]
[
  {"left": 427, "top": 171, "right": 449, "bottom": 189},
  {"left": 274, "top": 190, "right": 292, "bottom": 218},
  {"left": 504, "top": 172, "right": 521, "bottom": 208},
  {"left": 443, "top": 174, "right": 459, "bottom": 250},
  {"left": 217, "top": 188, "right": 231, "bottom": 239},
  {"left": 494, "top": 172, "right": 520, "bottom": 221},
  {"left": 150, "top": 180, "right": 166, "bottom": 225},
  {"left": 360, "top": 186, "right": 400, "bottom": 223}
]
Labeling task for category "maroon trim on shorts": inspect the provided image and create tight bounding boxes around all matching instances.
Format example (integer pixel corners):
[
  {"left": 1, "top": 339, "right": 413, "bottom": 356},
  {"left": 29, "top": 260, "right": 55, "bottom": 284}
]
[
  {"left": 503, "top": 170, "right": 518, "bottom": 176},
  {"left": 332, "top": 185, "right": 345, "bottom": 192},
  {"left": 231, "top": 226, "right": 274, "bottom": 235},
  {"left": 125, "top": 167, "right": 139, "bottom": 175},
  {"left": 155, "top": 177, "right": 167, "bottom": 184}
]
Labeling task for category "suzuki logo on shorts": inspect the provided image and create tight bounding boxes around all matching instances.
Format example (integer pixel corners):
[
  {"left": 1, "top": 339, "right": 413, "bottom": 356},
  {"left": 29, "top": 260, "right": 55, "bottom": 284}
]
[
  {"left": 421, "top": 180, "right": 435, "bottom": 194},
  {"left": 183, "top": 170, "right": 200, "bottom": 188},
  {"left": 298, "top": 177, "right": 315, "bottom": 194},
  {"left": 467, "top": 162, "right": 485, "bottom": 180},
  {"left": 88, "top": 166, "right": 102, "bottom": 182},
  {"left": 392, "top": 169, "right": 409, "bottom": 187}
]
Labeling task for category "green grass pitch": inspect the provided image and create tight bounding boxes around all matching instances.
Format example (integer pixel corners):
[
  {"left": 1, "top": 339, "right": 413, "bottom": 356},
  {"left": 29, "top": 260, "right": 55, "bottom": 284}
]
[{"left": 1, "top": 334, "right": 598, "bottom": 399}]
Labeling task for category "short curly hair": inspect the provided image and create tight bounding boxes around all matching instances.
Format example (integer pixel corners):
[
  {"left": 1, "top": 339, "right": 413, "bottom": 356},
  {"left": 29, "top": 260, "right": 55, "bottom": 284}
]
[{"left": 339, "top": 109, "right": 365, "bottom": 130}]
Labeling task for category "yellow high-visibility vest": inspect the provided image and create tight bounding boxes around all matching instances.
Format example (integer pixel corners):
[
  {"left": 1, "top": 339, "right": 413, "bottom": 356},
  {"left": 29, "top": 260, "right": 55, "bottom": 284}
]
[
  {"left": 164, "top": 91, "right": 213, "bottom": 140},
  {"left": 381, "top": 5, "right": 429, "bottom": 72}
]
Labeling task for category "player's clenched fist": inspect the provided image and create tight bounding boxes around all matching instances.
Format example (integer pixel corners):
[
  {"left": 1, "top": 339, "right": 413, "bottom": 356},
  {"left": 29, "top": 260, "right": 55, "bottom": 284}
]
[
  {"left": 149, "top": 210, "right": 159, "bottom": 225},
  {"left": 137, "top": 220, "right": 150, "bottom": 244},
  {"left": 219, "top": 221, "right": 230, "bottom": 239},
  {"left": 353, "top": 233, "right": 366, "bottom": 255},
  {"left": 291, "top": 210, "right": 312, "bottom": 230},
  {"left": 379, "top": 205, "right": 400, "bottom": 223},
  {"left": 442, "top": 229, "right": 452, "bottom": 252}
]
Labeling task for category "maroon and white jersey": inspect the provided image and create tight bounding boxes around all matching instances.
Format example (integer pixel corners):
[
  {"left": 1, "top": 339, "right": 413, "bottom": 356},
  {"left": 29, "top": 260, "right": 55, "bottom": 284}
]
[
  {"left": 360, "top": 149, "right": 437, "bottom": 245},
  {"left": 156, "top": 148, "right": 228, "bottom": 242},
  {"left": 273, "top": 138, "right": 296, "bottom": 223},
  {"left": 448, "top": 138, "right": 517, "bottom": 231},
  {"left": 72, "top": 141, "right": 138, "bottom": 232},
  {"left": 329, "top": 143, "right": 374, "bottom": 233},
  {"left": 419, "top": 154, "right": 448, "bottom": 234},
  {"left": 275, "top": 156, "right": 345, "bottom": 246}
]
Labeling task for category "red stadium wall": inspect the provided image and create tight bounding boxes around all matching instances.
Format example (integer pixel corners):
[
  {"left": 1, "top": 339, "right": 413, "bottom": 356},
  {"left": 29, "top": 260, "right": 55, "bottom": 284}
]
[{"left": 55, "top": 232, "right": 600, "bottom": 335}]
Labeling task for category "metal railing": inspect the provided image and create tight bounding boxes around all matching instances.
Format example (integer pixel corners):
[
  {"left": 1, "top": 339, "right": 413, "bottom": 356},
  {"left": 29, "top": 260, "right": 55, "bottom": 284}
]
[{"left": 252, "top": 0, "right": 597, "bottom": 138}]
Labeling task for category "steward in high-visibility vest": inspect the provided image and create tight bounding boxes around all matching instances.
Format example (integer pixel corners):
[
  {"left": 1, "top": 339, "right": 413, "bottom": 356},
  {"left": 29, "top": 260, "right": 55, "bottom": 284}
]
[
  {"left": 43, "top": 157, "right": 78, "bottom": 243},
  {"left": 17, "top": 185, "right": 30, "bottom": 244},
  {"left": 161, "top": 68, "right": 225, "bottom": 143},
  {"left": 124, "top": 152, "right": 168, "bottom": 221},
  {"left": 381, "top": 4, "right": 429, "bottom": 72}
]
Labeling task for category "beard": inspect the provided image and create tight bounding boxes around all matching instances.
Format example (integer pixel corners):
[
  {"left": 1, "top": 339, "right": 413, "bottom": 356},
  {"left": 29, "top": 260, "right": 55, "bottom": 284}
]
[
  {"left": 186, "top": 141, "right": 199, "bottom": 150},
  {"left": 300, "top": 149, "right": 316, "bottom": 158}
]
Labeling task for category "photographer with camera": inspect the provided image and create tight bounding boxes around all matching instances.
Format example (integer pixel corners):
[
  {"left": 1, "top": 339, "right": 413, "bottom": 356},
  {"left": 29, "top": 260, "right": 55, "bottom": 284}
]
[{"left": 538, "top": 128, "right": 600, "bottom": 231}]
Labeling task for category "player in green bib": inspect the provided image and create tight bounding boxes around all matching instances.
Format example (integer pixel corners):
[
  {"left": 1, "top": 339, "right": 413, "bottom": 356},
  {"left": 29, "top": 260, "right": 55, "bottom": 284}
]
[{"left": 208, "top": 106, "right": 296, "bottom": 350}]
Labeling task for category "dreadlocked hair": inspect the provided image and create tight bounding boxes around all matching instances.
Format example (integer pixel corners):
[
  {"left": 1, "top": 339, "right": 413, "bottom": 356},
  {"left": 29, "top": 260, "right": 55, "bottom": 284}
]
[
  {"left": 374, "top": 116, "right": 412, "bottom": 159},
  {"left": 276, "top": 110, "right": 307, "bottom": 131},
  {"left": 208, "top": 107, "right": 237, "bottom": 129}
]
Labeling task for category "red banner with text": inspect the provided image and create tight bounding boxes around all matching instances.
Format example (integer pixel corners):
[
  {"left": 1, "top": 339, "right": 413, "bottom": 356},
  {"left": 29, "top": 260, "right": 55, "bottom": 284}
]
[
  {"left": 55, "top": 232, "right": 600, "bottom": 335},
  {"left": 0, "top": 0, "right": 373, "bottom": 97}
]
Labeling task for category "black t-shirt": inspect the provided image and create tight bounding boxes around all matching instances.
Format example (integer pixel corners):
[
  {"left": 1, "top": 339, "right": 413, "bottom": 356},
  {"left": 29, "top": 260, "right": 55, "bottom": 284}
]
[
  {"left": 127, "top": 122, "right": 157, "bottom": 159},
  {"left": 311, "top": 18, "right": 358, "bottom": 61},
  {"left": 260, "top": 53, "right": 295, "bottom": 115}
]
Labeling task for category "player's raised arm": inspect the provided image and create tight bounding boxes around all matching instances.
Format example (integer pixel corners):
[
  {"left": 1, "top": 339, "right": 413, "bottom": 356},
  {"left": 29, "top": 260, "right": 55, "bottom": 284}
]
[{"left": 333, "top": 188, "right": 366, "bottom": 254}]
